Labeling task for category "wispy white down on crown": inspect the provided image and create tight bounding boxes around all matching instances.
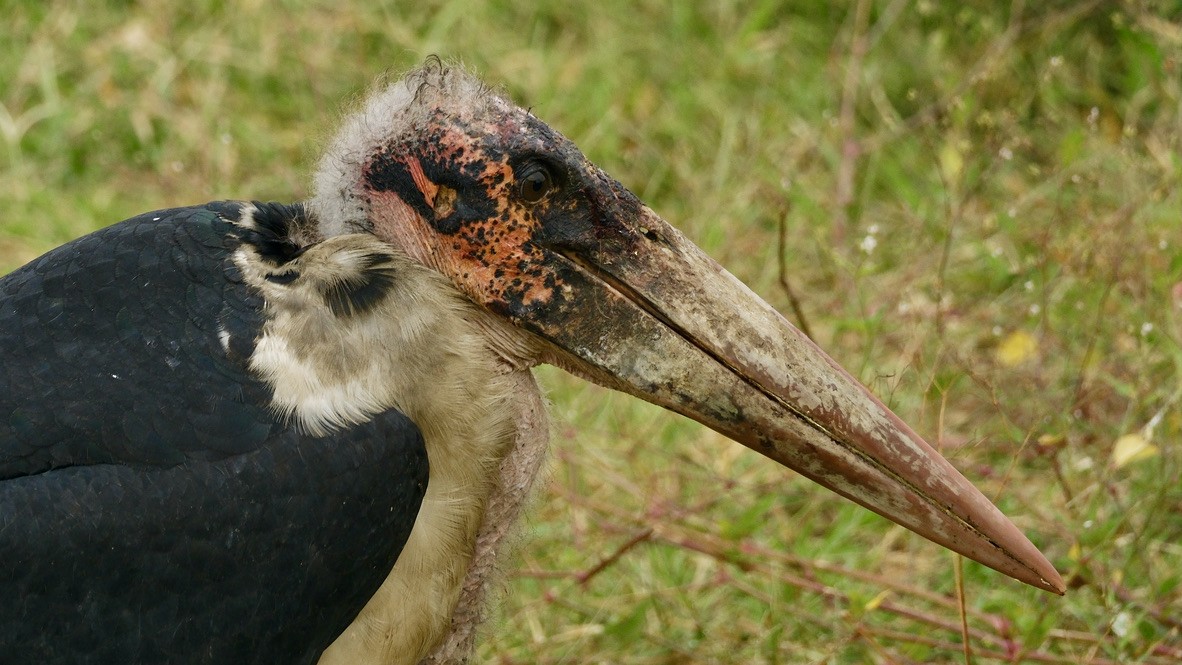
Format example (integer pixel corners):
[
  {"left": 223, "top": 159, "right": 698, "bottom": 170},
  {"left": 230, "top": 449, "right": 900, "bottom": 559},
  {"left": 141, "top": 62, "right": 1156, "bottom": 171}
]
[{"left": 309, "top": 60, "right": 506, "bottom": 238}]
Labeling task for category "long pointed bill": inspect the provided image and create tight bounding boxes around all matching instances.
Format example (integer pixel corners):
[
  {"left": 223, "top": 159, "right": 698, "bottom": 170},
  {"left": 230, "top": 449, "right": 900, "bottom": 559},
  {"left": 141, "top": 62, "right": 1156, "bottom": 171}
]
[
  {"left": 349, "top": 77, "right": 1061, "bottom": 592},
  {"left": 530, "top": 205, "right": 1064, "bottom": 595}
]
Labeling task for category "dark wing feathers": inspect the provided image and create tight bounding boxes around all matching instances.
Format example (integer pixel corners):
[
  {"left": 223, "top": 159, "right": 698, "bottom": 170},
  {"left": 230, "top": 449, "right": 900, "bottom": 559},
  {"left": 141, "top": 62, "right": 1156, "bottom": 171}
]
[
  {"left": 0, "top": 202, "right": 428, "bottom": 664},
  {"left": 1, "top": 204, "right": 273, "bottom": 475},
  {"left": 0, "top": 411, "right": 427, "bottom": 665}
]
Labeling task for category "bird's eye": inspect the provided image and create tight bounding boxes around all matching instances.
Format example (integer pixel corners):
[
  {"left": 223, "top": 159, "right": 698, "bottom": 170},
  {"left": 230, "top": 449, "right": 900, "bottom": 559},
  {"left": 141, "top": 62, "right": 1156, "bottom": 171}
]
[{"left": 518, "top": 164, "right": 555, "bottom": 203}]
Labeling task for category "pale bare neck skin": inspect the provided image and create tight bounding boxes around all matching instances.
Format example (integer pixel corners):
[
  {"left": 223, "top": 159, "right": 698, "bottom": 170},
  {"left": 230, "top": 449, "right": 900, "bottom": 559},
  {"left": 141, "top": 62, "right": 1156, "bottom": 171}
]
[
  {"left": 304, "top": 290, "right": 550, "bottom": 665},
  {"left": 420, "top": 370, "right": 549, "bottom": 665},
  {"left": 316, "top": 362, "right": 548, "bottom": 665}
]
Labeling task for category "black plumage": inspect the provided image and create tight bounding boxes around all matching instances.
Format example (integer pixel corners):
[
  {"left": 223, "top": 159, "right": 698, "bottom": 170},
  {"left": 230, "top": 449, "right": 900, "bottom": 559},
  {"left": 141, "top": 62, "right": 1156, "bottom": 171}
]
[{"left": 0, "top": 202, "right": 428, "bottom": 664}]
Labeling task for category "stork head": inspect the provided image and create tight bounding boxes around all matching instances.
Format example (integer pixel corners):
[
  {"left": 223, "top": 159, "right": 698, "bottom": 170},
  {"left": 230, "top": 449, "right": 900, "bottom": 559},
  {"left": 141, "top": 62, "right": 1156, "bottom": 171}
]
[{"left": 310, "top": 60, "right": 1063, "bottom": 594}]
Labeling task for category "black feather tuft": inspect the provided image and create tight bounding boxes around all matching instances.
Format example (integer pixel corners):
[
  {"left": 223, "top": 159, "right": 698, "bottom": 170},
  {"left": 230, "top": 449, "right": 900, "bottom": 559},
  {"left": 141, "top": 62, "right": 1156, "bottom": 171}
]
[
  {"left": 265, "top": 271, "right": 300, "bottom": 285},
  {"left": 237, "top": 202, "right": 309, "bottom": 266},
  {"left": 321, "top": 253, "right": 398, "bottom": 319}
]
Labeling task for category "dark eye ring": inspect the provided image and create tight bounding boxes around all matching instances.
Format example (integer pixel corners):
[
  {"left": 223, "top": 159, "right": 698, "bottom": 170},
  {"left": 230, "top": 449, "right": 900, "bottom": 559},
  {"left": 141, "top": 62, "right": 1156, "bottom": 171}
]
[{"left": 518, "top": 163, "right": 555, "bottom": 203}]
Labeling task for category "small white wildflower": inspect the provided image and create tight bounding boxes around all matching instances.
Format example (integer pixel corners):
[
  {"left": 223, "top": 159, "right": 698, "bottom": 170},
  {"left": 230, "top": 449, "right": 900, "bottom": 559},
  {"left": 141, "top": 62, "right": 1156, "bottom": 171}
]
[
  {"left": 1024, "top": 280, "right": 1034, "bottom": 291},
  {"left": 1141, "top": 322, "right": 1154, "bottom": 336},
  {"left": 1050, "top": 55, "right": 1063, "bottom": 67},
  {"left": 1112, "top": 611, "right": 1133, "bottom": 638},
  {"left": 859, "top": 234, "right": 878, "bottom": 254},
  {"left": 1029, "top": 303, "right": 1041, "bottom": 315},
  {"left": 998, "top": 146, "right": 1013, "bottom": 160}
]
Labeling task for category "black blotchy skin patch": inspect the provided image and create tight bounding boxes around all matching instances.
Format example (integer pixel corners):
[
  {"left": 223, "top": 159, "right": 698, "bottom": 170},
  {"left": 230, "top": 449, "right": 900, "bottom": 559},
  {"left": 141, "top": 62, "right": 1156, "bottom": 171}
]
[
  {"left": 361, "top": 104, "right": 653, "bottom": 329},
  {"left": 365, "top": 149, "right": 434, "bottom": 220},
  {"left": 364, "top": 115, "right": 499, "bottom": 236},
  {"left": 536, "top": 171, "right": 644, "bottom": 256}
]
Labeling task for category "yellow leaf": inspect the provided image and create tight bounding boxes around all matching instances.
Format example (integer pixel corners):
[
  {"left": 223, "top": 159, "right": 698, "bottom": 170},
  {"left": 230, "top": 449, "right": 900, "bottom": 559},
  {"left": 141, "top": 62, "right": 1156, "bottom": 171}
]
[
  {"left": 863, "top": 589, "right": 891, "bottom": 611},
  {"left": 940, "top": 141, "right": 964, "bottom": 183},
  {"left": 1037, "top": 433, "right": 1065, "bottom": 451},
  {"left": 1068, "top": 542, "right": 1082, "bottom": 562},
  {"left": 996, "top": 330, "right": 1038, "bottom": 366},
  {"left": 1111, "top": 433, "right": 1159, "bottom": 468}
]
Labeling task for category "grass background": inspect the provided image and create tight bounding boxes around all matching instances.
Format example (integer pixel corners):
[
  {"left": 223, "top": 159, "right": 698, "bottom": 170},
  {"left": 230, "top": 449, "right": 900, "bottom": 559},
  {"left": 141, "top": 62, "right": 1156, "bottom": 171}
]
[{"left": 3, "top": 1, "right": 1181, "bottom": 662}]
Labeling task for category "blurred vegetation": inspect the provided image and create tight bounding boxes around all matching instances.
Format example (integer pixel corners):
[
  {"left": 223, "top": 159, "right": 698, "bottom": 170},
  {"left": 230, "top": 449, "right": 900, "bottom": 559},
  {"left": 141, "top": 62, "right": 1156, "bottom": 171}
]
[{"left": 3, "top": 1, "right": 1181, "bottom": 663}]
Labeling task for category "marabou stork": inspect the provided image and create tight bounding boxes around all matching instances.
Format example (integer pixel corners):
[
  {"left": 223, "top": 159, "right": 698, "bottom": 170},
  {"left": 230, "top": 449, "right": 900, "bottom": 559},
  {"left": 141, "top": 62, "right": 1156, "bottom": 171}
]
[{"left": 0, "top": 60, "right": 1063, "bottom": 664}]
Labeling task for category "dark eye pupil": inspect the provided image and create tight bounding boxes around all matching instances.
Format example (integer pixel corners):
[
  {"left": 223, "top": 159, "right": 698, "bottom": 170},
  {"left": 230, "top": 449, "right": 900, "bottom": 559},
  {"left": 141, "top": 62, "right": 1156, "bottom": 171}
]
[{"left": 520, "top": 167, "right": 553, "bottom": 203}]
